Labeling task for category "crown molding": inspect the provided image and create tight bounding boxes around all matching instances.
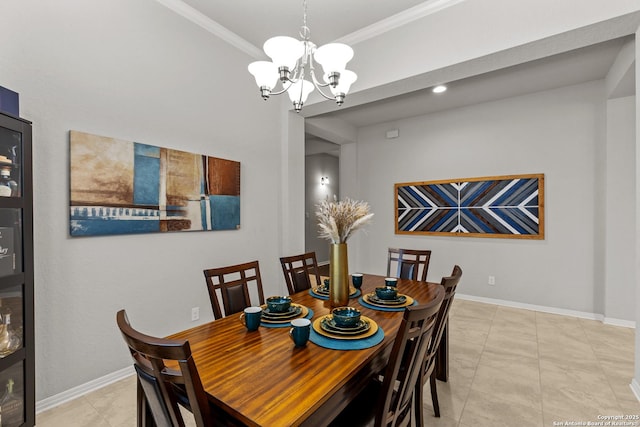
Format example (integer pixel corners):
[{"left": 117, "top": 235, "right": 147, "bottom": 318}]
[
  {"left": 157, "top": 0, "right": 465, "bottom": 58},
  {"left": 155, "top": 0, "right": 263, "bottom": 59},
  {"left": 156, "top": 0, "right": 465, "bottom": 59},
  {"left": 336, "top": 0, "right": 466, "bottom": 45}
]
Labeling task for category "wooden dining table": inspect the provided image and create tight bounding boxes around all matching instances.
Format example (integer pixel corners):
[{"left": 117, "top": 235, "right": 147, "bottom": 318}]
[{"left": 168, "top": 273, "right": 444, "bottom": 427}]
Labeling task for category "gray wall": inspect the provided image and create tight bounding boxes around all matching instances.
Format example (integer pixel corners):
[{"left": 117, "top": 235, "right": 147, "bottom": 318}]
[
  {"left": 0, "top": 0, "right": 285, "bottom": 400},
  {"left": 349, "top": 80, "right": 635, "bottom": 320},
  {"left": 635, "top": 30, "right": 640, "bottom": 386},
  {"left": 305, "top": 154, "right": 339, "bottom": 263},
  {"left": 605, "top": 96, "right": 636, "bottom": 322}
]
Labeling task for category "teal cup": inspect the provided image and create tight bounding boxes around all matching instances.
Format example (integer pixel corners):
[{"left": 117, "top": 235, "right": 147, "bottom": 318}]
[
  {"left": 351, "top": 273, "right": 363, "bottom": 289},
  {"left": 385, "top": 277, "right": 398, "bottom": 287},
  {"left": 289, "top": 318, "right": 311, "bottom": 347},
  {"left": 240, "top": 306, "right": 262, "bottom": 331}
]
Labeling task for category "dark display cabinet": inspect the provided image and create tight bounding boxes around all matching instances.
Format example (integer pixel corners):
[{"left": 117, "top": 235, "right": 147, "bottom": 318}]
[{"left": 0, "top": 112, "right": 33, "bottom": 427}]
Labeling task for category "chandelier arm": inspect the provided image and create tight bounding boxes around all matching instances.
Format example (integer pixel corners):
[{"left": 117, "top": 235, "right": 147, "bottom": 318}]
[
  {"left": 312, "top": 83, "right": 337, "bottom": 101},
  {"left": 309, "top": 69, "right": 331, "bottom": 88},
  {"left": 270, "top": 80, "right": 294, "bottom": 96},
  {"left": 290, "top": 65, "right": 304, "bottom": 83}
]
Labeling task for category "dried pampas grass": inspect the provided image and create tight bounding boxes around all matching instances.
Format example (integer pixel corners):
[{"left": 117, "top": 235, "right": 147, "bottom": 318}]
[{"left": 316, "top": 197, "right": 374, "bottom": 244}]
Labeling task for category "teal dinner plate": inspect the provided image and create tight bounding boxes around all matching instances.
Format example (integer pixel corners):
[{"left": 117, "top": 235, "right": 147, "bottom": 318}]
[
  {"left": 368, "top": 294, "right": 407, "bottom": 306},
  {"left": 260, "top": 308, "right": 314, "bottom": 329},
  {"left": 262, "top": 305, "right": 301, "bottom": 319},
  {"left": 358, "top": 296, "right": 418, "bottom": 312},
  {"left": 309, "top": 288, "right": 362, "bottom": 300},
  {"left": 321, "top": 317, "right": 370, "bottom": 335}
]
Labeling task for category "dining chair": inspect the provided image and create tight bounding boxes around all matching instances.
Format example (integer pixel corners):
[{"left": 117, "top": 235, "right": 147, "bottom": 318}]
[
  {"left": 386, "top": 248, "right": 432, "bottom": 282},
  {"left": 415, "top": 264, "right": 463, "bottom": 423},
  {"left": 329, "top": 287, "right": 445, "bottom": 427},
  {"left": 203, "top": 260, "right": 266, "bottom": 320},
  {"left": 116, "top": 309, "right": 231, "bottom": 427},
  {"left": 279, "top": 251, "right": 323, "bottom": 294}
]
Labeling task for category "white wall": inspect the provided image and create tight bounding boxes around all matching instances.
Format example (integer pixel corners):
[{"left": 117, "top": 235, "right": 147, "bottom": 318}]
[
  {"left": 0, "top": 0, "right": 283, "bottom": 400},
  {"left": 280, "top": 110, "right": 306, "bottom": 257},
  {"left": 635, "top": 26, "right": 640, "bottom": 390},
  {"left": 605, "top": 96, "right": 636, "bottom": 322},
  {"left": 305, "top": 154, "right": 339, "bottom": 263},
  {"left": 352, "top": 81, "right": 622, "bottom": 316}
]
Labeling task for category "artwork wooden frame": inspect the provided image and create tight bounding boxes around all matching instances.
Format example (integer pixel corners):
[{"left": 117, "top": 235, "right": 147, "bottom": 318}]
[
  {"left": 69, "top": 130, "right": 240, "bottom": 237},
  {"left": 395, "top": 174, "right": 544, "bottom": 239}
]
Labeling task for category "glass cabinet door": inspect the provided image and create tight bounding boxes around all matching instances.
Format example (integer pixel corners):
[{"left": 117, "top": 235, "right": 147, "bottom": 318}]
[
  {"left": 0, "top": 209, "right": 21, "bottom": 278},
  {"left": 0, "top": 112, "right": 33, "bottom": 427},
  {"left": 0, "top": 127, "right": 21, "bottom": 199},
  {"left": 0, "top": 360, "right": 24, "bottom": 426},
  {"left": 0, "top": 284, "right": 23, "bottom": 359}
]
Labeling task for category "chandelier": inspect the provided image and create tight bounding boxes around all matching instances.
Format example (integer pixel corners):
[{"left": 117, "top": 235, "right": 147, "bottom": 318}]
[{"left": 248, "top": 0, "right": 357, "bottom": 112}]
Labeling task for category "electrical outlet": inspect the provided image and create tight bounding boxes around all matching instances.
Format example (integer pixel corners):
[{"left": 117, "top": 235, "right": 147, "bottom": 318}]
[
  {"left": 488, "top": 276, "right": 495, "bottom": 286},
  {"left": 191, "top": 307, "right": 200, "bottom": 321}
]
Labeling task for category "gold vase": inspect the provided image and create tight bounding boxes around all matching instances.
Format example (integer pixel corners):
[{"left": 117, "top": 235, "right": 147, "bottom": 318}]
[{"left": 329, "top": 243, "right": 349, "bottom": 308}]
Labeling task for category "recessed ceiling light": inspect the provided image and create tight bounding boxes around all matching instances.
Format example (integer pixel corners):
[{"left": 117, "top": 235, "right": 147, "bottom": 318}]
[{"left": 433, "top": 85, "right": 447, "bottom": 93}]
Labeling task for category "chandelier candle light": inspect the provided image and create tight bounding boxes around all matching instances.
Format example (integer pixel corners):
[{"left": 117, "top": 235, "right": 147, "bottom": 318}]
[
  {"left": 248, "top": 0, "right": 357, "bottom": 112},
  {"left": 316, "top": 197, "right": 373, "bottom": 307}
]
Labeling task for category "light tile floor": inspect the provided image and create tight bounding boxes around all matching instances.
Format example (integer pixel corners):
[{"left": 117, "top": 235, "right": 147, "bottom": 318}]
[{"left": 37, "top": 299, "right": 640, "bottom": 426}]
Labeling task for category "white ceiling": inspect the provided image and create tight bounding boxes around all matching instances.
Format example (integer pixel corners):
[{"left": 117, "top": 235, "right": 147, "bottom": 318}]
[
  {"left": 166, "top": 1, "right": 635, "bottom": 143},
  {"left": 180, "top": 0, "right": 432, "bottom": 49},
  {"left": 317, "top": 37, "right": 634, "bottom": 128}
]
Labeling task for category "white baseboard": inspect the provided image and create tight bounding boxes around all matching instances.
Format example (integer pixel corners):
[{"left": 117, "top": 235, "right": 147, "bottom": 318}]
[
  {"left": 36, "top": 366, "right": 134, "bottom": 414},
  {"left": 456, "top": 293, "right": 635, "bottom": 328},
  {"left": 604, "top": 317, "right": 636, "bottom": 328},
  {"left": 631, "top": 379, "right": 640, "bottom": 402}
]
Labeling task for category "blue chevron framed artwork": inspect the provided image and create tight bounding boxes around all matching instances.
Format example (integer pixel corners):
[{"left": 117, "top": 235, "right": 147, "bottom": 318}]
[{"left": 395, "top": 174, "right": 544, "bottom": 239}]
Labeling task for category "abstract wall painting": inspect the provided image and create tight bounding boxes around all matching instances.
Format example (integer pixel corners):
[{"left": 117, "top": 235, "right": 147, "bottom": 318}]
[
  {"left": 395, "top": 174, "right": 544, "bottom": 239},
  {"left": 69, "top": 131, "right": 240, "bottom": 237}
]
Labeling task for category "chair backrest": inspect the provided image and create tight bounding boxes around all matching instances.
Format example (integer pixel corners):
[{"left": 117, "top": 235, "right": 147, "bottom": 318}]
[
  {"left": 387, "top": 248, "right": 432, "bottom": 282},
  {"left": 203, "top": 260, "right": 265, "bottom": 320},
  {"left": 279, "top": 251, "right": 322, "bottom": 294},
  {"left": 116, "top": 310, "right": 213, "bottom": 427},
  {"left": 425, "top": 265, "right": 463, "bottom": 375},
  {"left": 375, "top": 287, "right": 444, "bottom": 427}
]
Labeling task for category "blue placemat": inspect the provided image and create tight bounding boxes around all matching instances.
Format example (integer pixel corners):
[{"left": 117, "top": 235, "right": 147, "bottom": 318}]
[
  {"left": 308, "top": 288, "right": 362, "bottom": 301},
  {"left": 358, "top": 297, "right": 418, "bottom": 312},
  {"left": 261, "top": 308, "right": 314, "bottom": 329},
  {"left": 309, "top": 326, "right": 384, "bottom": 350}
]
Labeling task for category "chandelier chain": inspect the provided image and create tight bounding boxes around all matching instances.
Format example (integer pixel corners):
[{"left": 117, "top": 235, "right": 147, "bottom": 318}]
[
  {"left": 303, "top": 0, "right": 307, "bottom": 27},
  {"left": 300, "top": 0, "right": 310, "bottom": 41}
]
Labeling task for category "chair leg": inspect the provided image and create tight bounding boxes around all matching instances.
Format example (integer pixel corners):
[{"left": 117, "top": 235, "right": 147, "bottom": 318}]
[
  {"left": 430, "top": 371, "right": 440, "bottom": 418},
  {"left": 136, "top": 378, "right": 157, "bottom": 427},
  {"left": 414, "top": 377, "right": 425, "bottom": 427}
]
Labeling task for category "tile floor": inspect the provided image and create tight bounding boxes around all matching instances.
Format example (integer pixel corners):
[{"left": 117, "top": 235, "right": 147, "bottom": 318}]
[{"left": 36, "top": 299, "right": 640, "bottom": 426}]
